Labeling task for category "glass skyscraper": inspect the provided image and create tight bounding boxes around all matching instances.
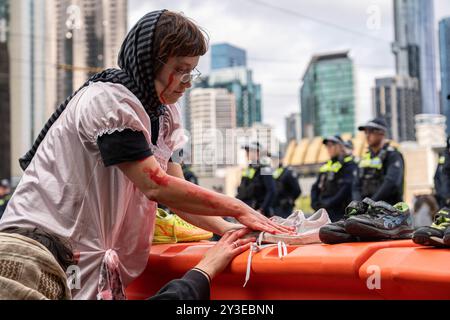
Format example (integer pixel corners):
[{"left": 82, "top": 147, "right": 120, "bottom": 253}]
[
  {"left": 300, "top": 51, "right": 355, "bottom": 138},
  {"left": 198, "top": 43, "right": 261, "bottom": 128},
  {"left": 439, "top": 17, "right": 450, "bottom": 133},
  {"left": 203, "top": 67, "right": 262, "bottom": 128},
  {"left": 0, "top": 0, "right": 10, "bottom": 179},
  {"left": 392, "top": 0, "right": 438, "bottom": 114},
  {"left": 211, "top": 43, "right": 247, "bottom": 70}
]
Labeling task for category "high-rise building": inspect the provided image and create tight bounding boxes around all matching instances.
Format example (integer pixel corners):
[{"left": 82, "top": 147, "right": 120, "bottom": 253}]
[
  {"left": 285, "top": 112, "right": 301, "bottom": 143},
  {"left": 300, "top": 51, "right": 355, "bottom": 138},
  {"left": 211, "top": 43, "right": 247, "bottom": 70},
  {"left": 8, "top": 0, "right": 127, "bottom": 180},
  {"left": 233, "top": 122, "right": 280, "bottom": 167},
  {"left": 9, "top": 0, "right": 56, "bottom": 180},
  {"left": 199, "top": 66, "right": 262, "bottom": 128},
  {"left": 439, "top": 17, "right": 450, "bottom": 133},
  {"left": 189, "top": 88, "right": 236, "bottom": 177},
  {"left": 240, "top": 123, "right": 279, "bottom": 159},
  {"left": 55, "top": 0, "right": 128, "bottom": 103},
  {"left": 415, "top": 114, "right": 447, "bottom": 148},
  {"left": 372, "top": 76, "right": 421, "bottom": 142},
  {"left": 0, "top": 0, "right": 10, "bottom": 179},
  {"left": 0, "top": 0, "right": 8, "bottom": 42},
  {"left": 392, "top": 0, "right": 438, "bottom": 114}
]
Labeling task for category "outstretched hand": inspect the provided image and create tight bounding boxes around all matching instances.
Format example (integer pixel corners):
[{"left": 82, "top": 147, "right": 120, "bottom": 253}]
[
  {"left": 195, "top": 228, "right": 255, "bottom": 279},
  {"left": 235, "top": 207, "right": 294, "bottom": 235}
]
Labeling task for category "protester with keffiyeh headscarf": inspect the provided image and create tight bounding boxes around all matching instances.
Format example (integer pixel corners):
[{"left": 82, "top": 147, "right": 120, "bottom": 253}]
[{"left": 0, "top": 10, "right": 291, "bottom": 300}]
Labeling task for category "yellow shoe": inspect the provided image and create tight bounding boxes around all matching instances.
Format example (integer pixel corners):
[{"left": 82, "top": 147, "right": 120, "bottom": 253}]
[
  {"left": 172, "top": 214, "right": 214, "bottom": 243},
  {"left": 153, "top": 209, "right": 213, "bottom": 244},
  {"left": 153, "top": 208, "right": 177, "bottom": 244}
]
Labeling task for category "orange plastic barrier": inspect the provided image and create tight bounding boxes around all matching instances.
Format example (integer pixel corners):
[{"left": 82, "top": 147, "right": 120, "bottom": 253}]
[
  {"left": 360, "top": 246, "right": 450, "bottom": 299},
  {"left": 126, "top": 240, "right": 428, "bottom": 300}
]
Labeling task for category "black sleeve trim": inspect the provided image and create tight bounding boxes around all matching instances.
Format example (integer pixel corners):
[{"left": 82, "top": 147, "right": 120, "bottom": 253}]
[
  {"left": 97, "top": 129, "right": 152, "bottom": 167},
  {"left": 148, "top": 269, "right": 211, "bottom": 300}
]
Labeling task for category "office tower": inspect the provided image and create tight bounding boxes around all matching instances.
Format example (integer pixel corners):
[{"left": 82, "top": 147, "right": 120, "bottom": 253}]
[
  {"left": 300, "top": 51, "right": 355, "bottom": 138},
  {"left": 392, "top": 0, "right": 438, "bottom": 114},
  {"left": 211, "top": 43, "right": 247, "bottom": 70},
  {"left": 285, "top": 112, "right": 301, "bottom": 143},
  {"left": 373, "top": 76, "right": 421, "bottom": 141},
  {"left": 0, "top": 0, "right": 9, "bottom": 179},
  {"left": 189, "top": 88, "right": 236, "bottom": 176}
]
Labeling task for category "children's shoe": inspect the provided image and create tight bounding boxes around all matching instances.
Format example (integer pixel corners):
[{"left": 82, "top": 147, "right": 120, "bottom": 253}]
[
  {"left": 413, "top": 207, "right": 450, "bottom": 247},
  {"left": 345, "top": 201, "right": 413, "bottom": 240},
  {"left": 319, "top": 198, "right": 374, "bottom": 244}
]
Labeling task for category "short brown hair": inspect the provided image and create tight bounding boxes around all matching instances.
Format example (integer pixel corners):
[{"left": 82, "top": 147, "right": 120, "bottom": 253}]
[{"left": 153, "top": 11, "right": 209, "bottom": 75}]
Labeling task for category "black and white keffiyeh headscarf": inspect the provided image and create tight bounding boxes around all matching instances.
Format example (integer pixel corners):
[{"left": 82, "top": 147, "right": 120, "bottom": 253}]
[{"left": 19, "top": 10, "right": 167, "bottom": 170}]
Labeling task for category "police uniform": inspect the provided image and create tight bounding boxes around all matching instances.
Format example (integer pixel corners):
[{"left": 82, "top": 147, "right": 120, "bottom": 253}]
[
  {"left": 434, "top": 152, "right": 450, "bottom": 208},
  {"left": 236, "top": 164, "right": 276, "bottom": 217},
  {"left": 353, "top": 143, "right": 404, "bottom": 205},
  {"left": 311, "top": 155, "right": 357, "bottom": 222},
  {"left": 272, "top": 166, "right": 301, "bottom": 218},
  {"left": 182, "top": 164, "right": 198, "bottom": 185}
]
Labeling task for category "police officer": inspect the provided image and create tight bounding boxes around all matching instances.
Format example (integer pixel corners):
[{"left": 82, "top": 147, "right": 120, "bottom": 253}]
[
  {"left": 311, "top": 135, "right": 357, "bottom": 222},
  {"left": 343, "top": 139, "right": 354, "bottom": 158},
  {"left": 434, "top": 136, "right": 450, "bottom": 208},
  {"left": 182, "top": 162, "right": 199, "bottom": 185},
  {"left": 353, "top": 117, "right": 405, "bottom": 205},
  {"left": 0, "top": 179, "right": 11, "bottom": 220},
  {"left": 236, "top": 142, "right": 276, "bottom": 218},
  {"left": 272, "top": 162, "right": 301, "bottom": 219}
]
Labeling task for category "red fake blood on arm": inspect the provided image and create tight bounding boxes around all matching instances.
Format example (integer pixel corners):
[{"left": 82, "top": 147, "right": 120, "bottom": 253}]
[
  {"left": 143, "top": 167, "right": 170, "bottom": 187},
  {"left": 186, "top": 188, "right": 222, "bottom": 210},
  {"left": 159, "top": 72, "right": 175, "bottom": 105}
]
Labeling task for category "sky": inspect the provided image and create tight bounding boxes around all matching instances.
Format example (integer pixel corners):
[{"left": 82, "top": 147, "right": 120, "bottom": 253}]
[{"left": 129, "top": 0, "right": 450, "bottom": 142}]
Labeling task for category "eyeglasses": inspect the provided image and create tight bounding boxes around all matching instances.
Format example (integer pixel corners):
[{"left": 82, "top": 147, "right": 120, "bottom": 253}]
[{"left": 157, "top": 58, "right": 202, "bottom": 84}]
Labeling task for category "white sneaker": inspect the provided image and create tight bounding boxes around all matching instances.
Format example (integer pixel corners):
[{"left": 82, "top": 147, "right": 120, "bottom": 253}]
[
  {"left": 262, "top": 209, "right": 331, "bottom": 245},
  {"left": 270, "top": 210, "right": 306, "bottom": 227},
  {"left": 243, "top": 209, "right": 331, "bottom": 287}
]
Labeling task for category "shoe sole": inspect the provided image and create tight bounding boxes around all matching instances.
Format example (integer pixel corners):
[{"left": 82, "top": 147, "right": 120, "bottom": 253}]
[
  {"left": 177, "top": 234, "right": 213, "bottom": 242},
  {"left": 319, "top": 228, "right": 356, "bottom": 244},
  {"left": 444, "top": 235, "right": 450, "bottom": 246},
  {"left": 345, "top": 220, "right": 413, "bottom": 240},
  {"left": 263, "top": 230, "right": 321, "bottom": 245},
  {"left": 152, "top": 235, "right": 177, "bottom": 244},
  {"left": 412, "top": 234, "right": 447, "bottom": 247}
]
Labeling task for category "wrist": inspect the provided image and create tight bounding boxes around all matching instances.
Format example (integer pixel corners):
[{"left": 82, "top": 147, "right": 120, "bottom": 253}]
[
  {"left": 231, "top": 199, "right": 247, "bottom": 218},
  {"left": 220, "top": 222, "right": 245, "bottom": 236},
  {"left": 194, "top": 263, "right": 216, "bottom": 280},
  {"left": 191, "top": 267, "right": 212, "bottom": 284}
]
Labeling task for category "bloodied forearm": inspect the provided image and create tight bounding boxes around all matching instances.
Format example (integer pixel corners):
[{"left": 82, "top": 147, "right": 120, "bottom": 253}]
[
  {"left": 118, "top": 156, "right": 249, "bottom": 218},
  {"left": 165, "top": 162, "right": 244, "bottom": 235}
]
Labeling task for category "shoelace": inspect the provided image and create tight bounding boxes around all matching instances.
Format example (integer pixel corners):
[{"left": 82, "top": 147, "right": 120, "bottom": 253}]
[
  {"left": 173, "top": 215, "right": 195, "bottom": 229},
  {"left": 243, "top": 232, "right": 288, "bottom": 287}
]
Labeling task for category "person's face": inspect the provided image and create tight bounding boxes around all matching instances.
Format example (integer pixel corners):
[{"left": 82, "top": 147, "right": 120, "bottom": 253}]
[
  {"left": 246, "top": 149, "right": 260, "bottom": 163},
  {"left": 0, "top": 186, "right": 5, "bottom": 197},
  {"left": 326, "top": 142, "right": 342, "bottom": 158},
  {"left": 154, "top": 56, "right": 200, "bottom": 105},
  {"left": 364, "top": 128, "right": 385, "bottom": 147}
]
